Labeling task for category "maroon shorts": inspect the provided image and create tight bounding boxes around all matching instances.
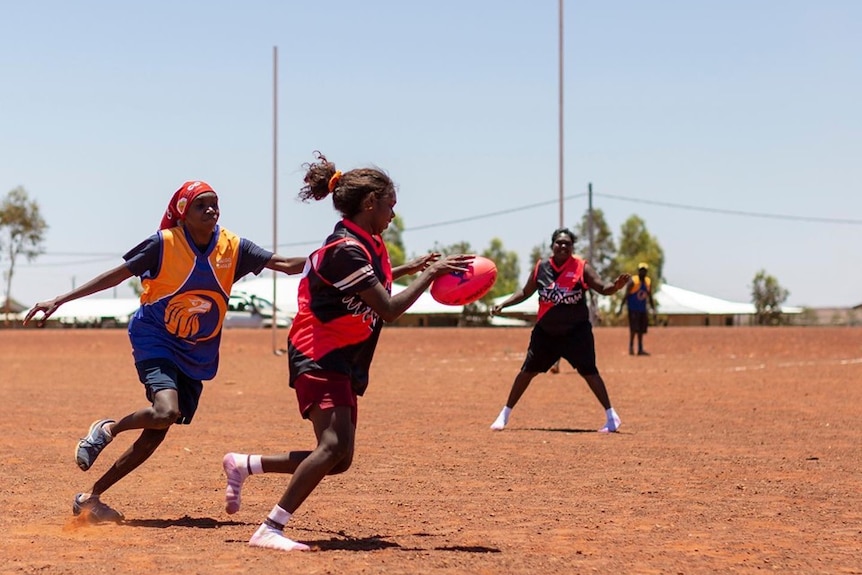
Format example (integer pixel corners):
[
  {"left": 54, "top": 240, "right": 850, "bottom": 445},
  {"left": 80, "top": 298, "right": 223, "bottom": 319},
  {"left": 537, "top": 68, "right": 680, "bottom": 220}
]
[{"left": 294, "top": 370, "right": 358, "bottom": 426}]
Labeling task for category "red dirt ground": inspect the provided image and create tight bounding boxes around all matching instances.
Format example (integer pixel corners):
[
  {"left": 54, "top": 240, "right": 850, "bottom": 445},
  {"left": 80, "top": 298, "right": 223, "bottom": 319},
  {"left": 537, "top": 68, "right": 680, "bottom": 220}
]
[{"left": 2, "top": 326, "right": 861, "bottom": 574}]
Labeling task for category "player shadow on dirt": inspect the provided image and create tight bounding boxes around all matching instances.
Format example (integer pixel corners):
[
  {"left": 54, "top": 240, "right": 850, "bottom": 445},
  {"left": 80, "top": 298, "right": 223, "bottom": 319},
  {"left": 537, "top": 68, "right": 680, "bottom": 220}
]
[
  {"left": 276, "top": 530, "right": 501, "bottom": 553},
  {"left": 123, "top": 516, "right": 252, "bottom": 529},
  {"left": 310, "top": 538, "right": 501, "bottom": 553},
  {"left": 520, "top": 427, "right": 605, "bottom": 433}
]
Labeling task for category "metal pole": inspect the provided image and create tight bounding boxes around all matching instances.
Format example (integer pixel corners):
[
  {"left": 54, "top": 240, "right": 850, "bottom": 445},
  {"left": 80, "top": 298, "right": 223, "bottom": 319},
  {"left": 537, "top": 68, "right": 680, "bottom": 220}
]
[
  {"left": 558, "top": 0, "right": 565, "bottom": 228},
  {"left": 588, "top": 183, "right": 594, "bottom": 262},
  {"left": 588, "top": 182, "right": 598, "bottom": 324},
  {"left": 271, "top": 46, "right": 283, "bottom": 355}
]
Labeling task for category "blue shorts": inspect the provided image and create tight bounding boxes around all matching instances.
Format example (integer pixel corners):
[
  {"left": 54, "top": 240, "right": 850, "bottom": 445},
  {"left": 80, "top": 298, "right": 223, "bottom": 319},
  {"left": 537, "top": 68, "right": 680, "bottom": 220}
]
[
  {"left": 521, "top": 322, "right": 599, "bottom": 376},
  {"left": 135, "top": 358, "right": 203, "bottom": 425}
]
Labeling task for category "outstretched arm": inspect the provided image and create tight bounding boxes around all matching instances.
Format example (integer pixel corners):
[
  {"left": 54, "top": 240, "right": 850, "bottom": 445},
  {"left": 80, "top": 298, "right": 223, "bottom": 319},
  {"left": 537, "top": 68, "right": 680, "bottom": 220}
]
[
  {"left": 392, "top": 252, "right": 440, "bottom": 281},
  {"left": 23, "top": 263, "right": 134, "bottom": 325},
  {"left": 359, "top": 254, "right": 474, "bottom": 323},
  {"left": 490, "top": 274, "right": 538, "bottom": 316},
  {"left": 265, "top": 254, "right": 307, "bottom": 275},
  {"left": 584, "top": 263, "right": 630, "bottom": 296}
]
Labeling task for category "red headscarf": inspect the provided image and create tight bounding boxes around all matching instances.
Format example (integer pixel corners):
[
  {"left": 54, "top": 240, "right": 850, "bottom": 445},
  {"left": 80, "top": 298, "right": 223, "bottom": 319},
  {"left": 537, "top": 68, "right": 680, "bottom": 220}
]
[{"left": 159, "top": 181, "right": 216, "bottom": 230}]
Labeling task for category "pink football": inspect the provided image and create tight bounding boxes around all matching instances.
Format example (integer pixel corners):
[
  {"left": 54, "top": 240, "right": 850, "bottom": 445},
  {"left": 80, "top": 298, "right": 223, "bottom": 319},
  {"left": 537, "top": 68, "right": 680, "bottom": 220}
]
[{"left": 430, "top": 256, "right": 498, "bottom": 306}]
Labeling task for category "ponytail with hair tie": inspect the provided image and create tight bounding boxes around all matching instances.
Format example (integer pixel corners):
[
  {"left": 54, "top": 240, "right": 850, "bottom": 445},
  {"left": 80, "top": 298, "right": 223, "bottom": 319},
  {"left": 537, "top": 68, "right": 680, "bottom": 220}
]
[{"left": 328, "top": 170, "right": 343, "bottom": 193}]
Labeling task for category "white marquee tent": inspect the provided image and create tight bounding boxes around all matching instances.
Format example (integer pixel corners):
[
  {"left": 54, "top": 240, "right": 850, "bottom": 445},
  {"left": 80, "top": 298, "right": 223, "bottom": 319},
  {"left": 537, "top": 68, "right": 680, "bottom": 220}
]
[
  {"left": 15, "top": 280, "right": 802, "bottom": 328},
  {"left": 491, "top": 283, "right": 802, "bottom": 319}
]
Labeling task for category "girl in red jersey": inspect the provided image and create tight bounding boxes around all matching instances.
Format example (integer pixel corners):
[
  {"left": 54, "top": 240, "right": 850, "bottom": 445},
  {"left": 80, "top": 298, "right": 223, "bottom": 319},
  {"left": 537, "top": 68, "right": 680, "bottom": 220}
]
[
  {"left": 489, "top": 227, "right": 630, "bottom": 433},
  {"left": 222, "top": 152, "right": 471, "bottom": 552},
  {"left": 23, "top": 181, "right": 306, "bottom": 523}
]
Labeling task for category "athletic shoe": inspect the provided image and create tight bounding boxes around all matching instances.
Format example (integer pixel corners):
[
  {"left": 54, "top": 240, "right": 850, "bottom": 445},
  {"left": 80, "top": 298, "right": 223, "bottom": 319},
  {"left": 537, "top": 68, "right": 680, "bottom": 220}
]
[
  {"left": 223, "top": 452, "right": 250, "bottom": 514},
  {"left": 249, "top": 523, "right": 310, "bottom": 551},
  {"left": 490, "top": 407, "right": 510, "bottom": 431},
  {"left": 598, "top": 409, "right": 621, "bottom": 433},
  {"left": 72, "top": 493, "right": 125, "bottom": 524},
  {"left": 637, "top": 350, "right": 650, "bottom": 356},
  {"left": 76, "top": 419, "right": 115, "bottom": 471}
]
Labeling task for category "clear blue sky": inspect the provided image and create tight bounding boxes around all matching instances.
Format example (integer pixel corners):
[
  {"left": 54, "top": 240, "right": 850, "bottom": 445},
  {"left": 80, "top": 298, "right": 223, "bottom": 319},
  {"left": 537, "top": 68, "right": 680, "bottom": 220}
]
[{"left": 2, "top": 1, "right": 860, "bottom": 308}]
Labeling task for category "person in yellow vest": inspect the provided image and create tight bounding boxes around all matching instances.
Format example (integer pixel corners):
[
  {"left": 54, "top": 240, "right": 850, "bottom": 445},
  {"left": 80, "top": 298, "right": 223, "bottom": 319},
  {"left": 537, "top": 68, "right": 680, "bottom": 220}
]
[
  {"left": 23, "top": 180, "right": 307, "bottom": 524},
  {"left": 617, "top": 262, "right": 656, "bottom": 356}
]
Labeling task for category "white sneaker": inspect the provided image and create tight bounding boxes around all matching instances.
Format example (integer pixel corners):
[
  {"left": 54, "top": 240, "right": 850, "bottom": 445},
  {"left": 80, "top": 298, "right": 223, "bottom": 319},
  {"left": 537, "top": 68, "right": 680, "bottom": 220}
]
[
  {"left": 249, "top": 523, "right": 310, "bottom": 551},
  {"left": 223, "top": 453, "right": 250, "bottom": 514},
  {"left": 598, "top": 409, "right": 621, "bottom": 433},
  {"left": 490, "top": 407, "right": 510, "bottom": 431}
]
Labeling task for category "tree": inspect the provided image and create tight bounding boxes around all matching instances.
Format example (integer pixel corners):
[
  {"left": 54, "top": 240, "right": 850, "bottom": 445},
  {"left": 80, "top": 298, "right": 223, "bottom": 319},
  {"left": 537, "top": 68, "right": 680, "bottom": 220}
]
[
  {"left": 575, "top": 208, "right": 615, "bottom": 278},
  {"left": 612, "top": 215, "right": 665, "bottom": 319},
  {"left": 751, "top": 270, "right": 789, "bottom": 325},
  {"left": 431, "top": 240, "right": 472, "bottom": 256},
  {"left": 575, "top": 209, "right": 616, "bottom": 324},
  {"left": 383, "top": 215, "right": 407, "bottom": 283},
  {"left": 1, "top": 187, "right": 48, "bottom": 312},
  {"left": 614, "top": 215, "right": 664, "bottom": 280},
  {"left": 528, "top": 242, "right": 550, "bottom": 268},
  {"left": 481, "top": 238, "right": 519, "bottom": 302}
]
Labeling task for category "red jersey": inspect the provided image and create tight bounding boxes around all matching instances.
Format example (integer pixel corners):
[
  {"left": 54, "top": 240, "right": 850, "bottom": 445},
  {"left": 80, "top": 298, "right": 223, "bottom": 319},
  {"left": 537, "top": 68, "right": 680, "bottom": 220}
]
[
  {"left": 533, "top": 256, "right": 590, "bottom": 334},
  {"left": 287, "top": 219, "right": 392, "bottom": 395}
]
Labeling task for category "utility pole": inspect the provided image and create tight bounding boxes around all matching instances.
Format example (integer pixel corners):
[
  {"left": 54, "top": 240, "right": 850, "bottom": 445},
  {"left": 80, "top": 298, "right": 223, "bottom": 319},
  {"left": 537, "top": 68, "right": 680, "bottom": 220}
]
[
  {"left": 558, "top": 0, "right": 565, "bottom": 228},
  {"left": 271, "top": 46, "right": 285, "bottom": 355},
  {"left": 588, "top": 183, "right": 598, "bottom": 324}
]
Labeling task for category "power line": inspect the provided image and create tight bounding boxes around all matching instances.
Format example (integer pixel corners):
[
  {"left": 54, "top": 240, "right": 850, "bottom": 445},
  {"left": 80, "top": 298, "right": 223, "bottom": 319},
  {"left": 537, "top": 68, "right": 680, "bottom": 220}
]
[
  {"left": 20, "top": 191, "right": 862, "bottom": 261},
  {"left": 271, "top": 193, "right": 590, "bottom": 249},
  {"left": 597, "top": 192, "right": 862, "bottom": 225},
  {"left": 404, "top": 193, "right": 588, "bottom": 232},
  {"left": 43, "top": 252, "right": 118, "bottom": 257},
  {"left": 21, "top": 256, "right": 121, "bottom": 268}
]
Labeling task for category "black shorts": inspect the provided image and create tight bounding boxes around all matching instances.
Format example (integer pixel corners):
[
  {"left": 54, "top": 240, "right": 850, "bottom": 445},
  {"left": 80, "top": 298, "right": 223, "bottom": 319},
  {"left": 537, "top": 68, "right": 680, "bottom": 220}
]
[
  {"left": 628, "top": 310, "right": 649, "bottom": 334},
  {"left": 521, "top": 322, "right": 599, "bottom": 376},
  {"left": 135, "top": 358, "right": 203, "bottom": 425}
]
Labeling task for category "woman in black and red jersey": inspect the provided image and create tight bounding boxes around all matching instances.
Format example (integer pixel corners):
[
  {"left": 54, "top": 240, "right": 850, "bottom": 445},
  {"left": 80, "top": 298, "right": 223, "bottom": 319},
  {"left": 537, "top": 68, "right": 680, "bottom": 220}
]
[
  {"left": 489, "top": 227, "right": 630, "bottom": 434},
  {"left": 222, "top": 151, "right": 471, "bottom": 552}
]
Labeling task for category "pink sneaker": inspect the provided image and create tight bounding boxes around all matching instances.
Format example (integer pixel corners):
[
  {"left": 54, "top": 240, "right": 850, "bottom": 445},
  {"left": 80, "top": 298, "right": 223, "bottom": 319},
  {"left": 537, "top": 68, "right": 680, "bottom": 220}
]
[{"left": 223, "top": 453, "right": 250, "bottom": 514}]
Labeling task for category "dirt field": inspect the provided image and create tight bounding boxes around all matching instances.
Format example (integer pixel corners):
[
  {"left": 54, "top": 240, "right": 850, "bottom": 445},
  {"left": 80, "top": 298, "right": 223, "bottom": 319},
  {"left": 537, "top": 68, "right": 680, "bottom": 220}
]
[{"left": 2, "top": 326, "right": 861, "bottom": 574}]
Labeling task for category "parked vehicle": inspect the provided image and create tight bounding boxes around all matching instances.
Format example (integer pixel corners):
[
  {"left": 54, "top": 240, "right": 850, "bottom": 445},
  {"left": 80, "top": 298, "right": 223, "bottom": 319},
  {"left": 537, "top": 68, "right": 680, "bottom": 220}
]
[{"left": 224, "top": 291, "right": 292, "bottom": 328}]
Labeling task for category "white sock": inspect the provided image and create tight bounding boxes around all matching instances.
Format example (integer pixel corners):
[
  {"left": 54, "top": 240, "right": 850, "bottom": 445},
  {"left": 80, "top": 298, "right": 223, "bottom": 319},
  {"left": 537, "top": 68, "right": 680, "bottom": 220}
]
[
  {"left": 491, "top": 406, "right": 512, "bottom": 430},
  {"left": 267, "top": 505, "right": 292, "bottom": 529},
  {"left": 248, "top": 505, "right": 310, "bottom": 551},
  {"left": 249, "top": 455, "right": 263, "bottom": 475},
  {"left": 600, "top": 407, "right": 621, "bottom": 433}
]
